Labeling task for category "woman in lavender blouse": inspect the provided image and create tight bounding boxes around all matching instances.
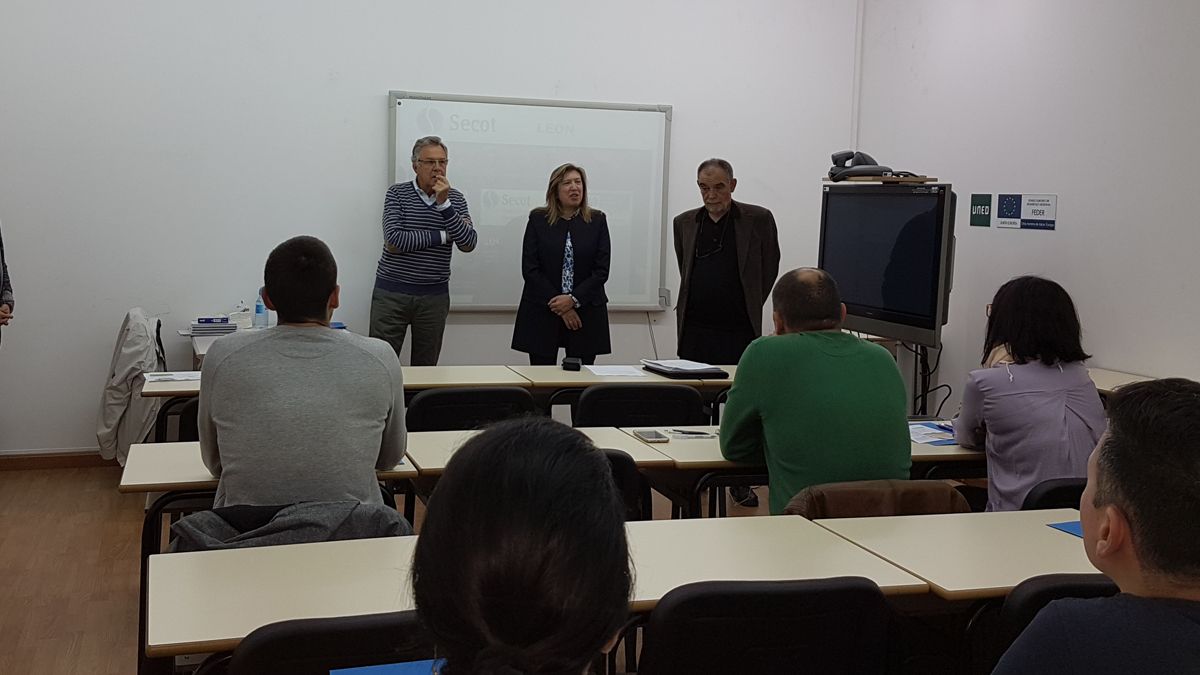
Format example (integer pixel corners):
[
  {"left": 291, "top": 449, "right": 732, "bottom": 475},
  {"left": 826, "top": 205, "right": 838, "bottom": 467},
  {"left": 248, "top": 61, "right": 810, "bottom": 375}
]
[{"left": 954, "top": 276, "right": 1107, "bottom": 511}]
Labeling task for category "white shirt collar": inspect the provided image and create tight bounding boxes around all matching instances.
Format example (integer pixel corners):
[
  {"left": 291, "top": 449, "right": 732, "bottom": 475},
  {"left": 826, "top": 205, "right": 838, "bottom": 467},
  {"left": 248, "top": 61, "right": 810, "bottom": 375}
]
[{"left": 412, "top": 178, "right": 436, "bottom": 206}]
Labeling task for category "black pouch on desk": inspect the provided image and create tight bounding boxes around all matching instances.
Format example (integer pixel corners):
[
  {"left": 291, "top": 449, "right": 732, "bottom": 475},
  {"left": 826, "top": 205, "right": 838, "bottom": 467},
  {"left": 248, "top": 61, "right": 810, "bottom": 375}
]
[
  {"left": 562, "top": 357, "right": 582, "bottom": 371},
  {"left": 642, "top": 363, "right": 729, "bottom": 379}
]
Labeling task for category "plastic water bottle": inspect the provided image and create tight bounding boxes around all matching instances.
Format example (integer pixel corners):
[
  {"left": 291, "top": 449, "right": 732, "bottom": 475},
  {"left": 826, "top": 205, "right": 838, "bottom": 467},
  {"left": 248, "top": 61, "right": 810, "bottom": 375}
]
[{"left": 253, "top": 293, "right": 268, "bottom": 328}]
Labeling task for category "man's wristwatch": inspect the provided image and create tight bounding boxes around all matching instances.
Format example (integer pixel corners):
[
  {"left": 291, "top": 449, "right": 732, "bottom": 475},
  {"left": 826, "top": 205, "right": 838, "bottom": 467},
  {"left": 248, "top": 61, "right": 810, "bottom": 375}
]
[{"left": 569, "top": 294, "right": 580, "bottom": 308}]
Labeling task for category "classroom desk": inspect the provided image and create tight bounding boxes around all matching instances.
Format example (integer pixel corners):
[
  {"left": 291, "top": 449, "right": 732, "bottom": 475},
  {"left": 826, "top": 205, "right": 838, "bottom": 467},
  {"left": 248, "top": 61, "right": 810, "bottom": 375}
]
[
  {"left": 141, "top": 376, "right": 202, "bottom": 398},
  {"left": 1087, "top": 367, "right": 1153, "bottom": 396},
  {"left": 119, "top": 442, "right": 418, "bottom": 493},
  {"left": 145, "top": 515, "right": 927, "bottom": 658},
  {"left": 141, "top": 365, "right": 535, "bottom": 398},
  {"left": 629, "top": 426, "right": 984, "bottom": 517},
  {"left": 505, "top": 365, "right": 712, "bottom": 389},
  {"left": 191, "top": 336, "right": 218, "bottom": 368},
  {"left": 405, "top": 427, "right": 674, "bottom": 476},
  {"left": 622, "top": 426, "right": 984, "bottom": 469},
  {"left": 816, "top": 508, "right": 1098, "bottom": 601},
  {"left": 403, "top": 365, "right": 532, "bottom": 389}
]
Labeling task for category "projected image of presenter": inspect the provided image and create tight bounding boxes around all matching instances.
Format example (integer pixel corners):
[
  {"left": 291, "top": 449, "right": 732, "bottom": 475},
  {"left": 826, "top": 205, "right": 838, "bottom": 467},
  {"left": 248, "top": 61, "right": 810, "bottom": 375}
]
[
  {"left": 511, "top": 164, "right": 611, "bottom": 366},
  {"left": 370, "top": 136, "right": 477, "bottom": 366}
]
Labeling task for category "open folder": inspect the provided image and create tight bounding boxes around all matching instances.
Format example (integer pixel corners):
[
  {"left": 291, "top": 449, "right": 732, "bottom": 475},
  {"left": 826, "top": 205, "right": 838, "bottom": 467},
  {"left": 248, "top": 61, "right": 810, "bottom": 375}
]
[{"left": 640, "top": 359, "right": 729, "bottom": 379}]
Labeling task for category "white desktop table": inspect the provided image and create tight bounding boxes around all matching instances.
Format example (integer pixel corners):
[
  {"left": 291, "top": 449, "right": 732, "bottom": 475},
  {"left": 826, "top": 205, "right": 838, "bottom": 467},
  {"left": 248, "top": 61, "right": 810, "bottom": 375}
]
[
  {"left": 405, "top": 427, "right": 674, "bottom": 476},
  {"left": 816, "top": 508, "right": 1099, "bottom": 600},
  {"left": 141, "top": 365, "right": 536, "bottom": 399},
  {"left": 145, "top": 515, "right": 926, "bottom": 657},
  {"left": 119, "top": 442, "right": 418, "bottom": 493},
  {"left": 506, "top": 365, "right": 711, "bottom": 389},
  {"left": 621, "top": 426, "right": 984, "bottom": 469},
  {"left": 1087, "top": 367, "right": 1153, "bottom": 396}
]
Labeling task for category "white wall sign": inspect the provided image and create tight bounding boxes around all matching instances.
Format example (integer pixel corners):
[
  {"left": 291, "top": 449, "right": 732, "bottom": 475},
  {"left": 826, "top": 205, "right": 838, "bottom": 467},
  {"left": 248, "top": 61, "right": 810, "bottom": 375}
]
[{"left": 996, "top": 193, "right": 1057, "bottom": 230}]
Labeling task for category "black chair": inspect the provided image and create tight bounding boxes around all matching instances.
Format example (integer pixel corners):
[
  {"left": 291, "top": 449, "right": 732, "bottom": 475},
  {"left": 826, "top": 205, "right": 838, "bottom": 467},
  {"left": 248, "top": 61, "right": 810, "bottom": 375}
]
[
  {"left": 194, "top": 610, "right": 435, "bottom": 675},
  {"left": 574, "top": 384, "right": 708, "bottom": 428},
  {"left": 152, "top": 395, "right": 199, "bottom": 442},
  {"left": 983, "top": 573, "right": 1118, "bottom": 671},
  {"left": 139, "top": 490, "right": 218, "bottom": 675},
  {"left": 402, "top": 387, "right": 538, "bottom": 519},
  {"left": 1021, "top": 477, "right": 1087, "bottom": 510},
  {"left": 575, "top": 384, "right": 715, "bottom": 517},
  {"left": 406, "top": 386, "right": 538, "bottom": 432},
  {"left": 637, "top": 577, "right": 894, "bottom": 675},
  {"left": 603, "top": 449, "right": 652, "bottom": 521}
]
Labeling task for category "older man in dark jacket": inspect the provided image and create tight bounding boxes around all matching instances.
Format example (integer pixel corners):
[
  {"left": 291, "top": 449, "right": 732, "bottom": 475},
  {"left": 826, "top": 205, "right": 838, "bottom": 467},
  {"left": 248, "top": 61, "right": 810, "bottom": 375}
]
[{"left": 673, "top": 158, "right": 780, "bottom": 366}]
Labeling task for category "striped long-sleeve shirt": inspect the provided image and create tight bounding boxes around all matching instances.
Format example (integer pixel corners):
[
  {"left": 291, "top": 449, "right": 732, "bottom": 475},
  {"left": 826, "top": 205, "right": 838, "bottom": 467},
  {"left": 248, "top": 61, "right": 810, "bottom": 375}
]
[
  {"left": 374, "top": 181, "right": 477, "bottom": 295},
  {"left": 0, "top": 223, "right": 12, "bottom": 310}
]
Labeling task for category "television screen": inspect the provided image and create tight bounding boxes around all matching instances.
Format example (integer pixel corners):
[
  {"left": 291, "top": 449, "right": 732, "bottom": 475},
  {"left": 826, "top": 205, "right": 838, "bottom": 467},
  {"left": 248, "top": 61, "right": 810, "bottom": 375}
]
[{"left": 818, "top": 184, "right": 954, "bottom": 345}]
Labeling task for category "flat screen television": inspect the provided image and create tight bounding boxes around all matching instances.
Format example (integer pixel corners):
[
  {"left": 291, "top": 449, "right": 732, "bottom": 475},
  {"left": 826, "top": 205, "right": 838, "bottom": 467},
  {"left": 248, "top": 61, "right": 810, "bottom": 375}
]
[{"left": 817, "top": 183, "right": 956, "bottom": 347}]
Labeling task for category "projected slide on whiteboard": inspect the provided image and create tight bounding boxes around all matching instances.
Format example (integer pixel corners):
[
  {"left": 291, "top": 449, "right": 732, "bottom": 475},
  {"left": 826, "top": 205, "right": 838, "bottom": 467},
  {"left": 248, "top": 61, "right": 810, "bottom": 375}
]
[{"left": 390, "top": 92, "right": 672, "bottom": 311}]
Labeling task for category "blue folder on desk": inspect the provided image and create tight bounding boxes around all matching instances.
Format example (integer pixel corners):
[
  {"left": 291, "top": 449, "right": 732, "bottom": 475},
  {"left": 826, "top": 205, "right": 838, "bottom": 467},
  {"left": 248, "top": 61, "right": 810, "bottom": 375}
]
[
  {"left": 332, "top": 660, "right": 439, "bottom": 674},
  {"left": 1048, "top": 520, "right": 1084, "bottom": 538},
  {"left": 913, "top": 422, "right": 959, "bottom": 446}
]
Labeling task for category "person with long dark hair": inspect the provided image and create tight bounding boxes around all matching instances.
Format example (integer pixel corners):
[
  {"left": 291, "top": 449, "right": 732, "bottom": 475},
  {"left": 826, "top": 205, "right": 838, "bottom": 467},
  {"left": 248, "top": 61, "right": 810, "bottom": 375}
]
[
  {"left": 954, "top": 276, "right": 1107, "bottom": 511},
  {"left": 412, "top": 417, "right": 631, "bottom": 674},
  {"left": 511, "top": 164, "right": 611, "bottom": 365}
]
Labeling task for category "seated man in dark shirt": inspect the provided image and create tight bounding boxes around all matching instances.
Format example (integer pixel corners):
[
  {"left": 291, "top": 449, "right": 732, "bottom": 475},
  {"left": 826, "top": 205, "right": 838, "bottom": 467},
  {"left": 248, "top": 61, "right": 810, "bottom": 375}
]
[{"left": 995, "top": 378, "right": 1200, "bottom": 674}]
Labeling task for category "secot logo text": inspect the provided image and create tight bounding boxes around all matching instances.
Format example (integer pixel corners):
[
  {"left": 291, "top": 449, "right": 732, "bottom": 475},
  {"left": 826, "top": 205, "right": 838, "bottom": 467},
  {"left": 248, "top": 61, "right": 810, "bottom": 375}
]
[{"left": 449, "top": 114, "right": 496, "bottom": 132}]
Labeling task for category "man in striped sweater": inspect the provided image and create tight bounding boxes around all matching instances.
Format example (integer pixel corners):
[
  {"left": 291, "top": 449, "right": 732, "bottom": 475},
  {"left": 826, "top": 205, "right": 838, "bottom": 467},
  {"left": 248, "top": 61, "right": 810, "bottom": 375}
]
[
  {"left": 0, "top": 221, "right": 12, "bottom": 347},
  {"left": 370, "top": 136, "right": 477, "bottom": 365}
]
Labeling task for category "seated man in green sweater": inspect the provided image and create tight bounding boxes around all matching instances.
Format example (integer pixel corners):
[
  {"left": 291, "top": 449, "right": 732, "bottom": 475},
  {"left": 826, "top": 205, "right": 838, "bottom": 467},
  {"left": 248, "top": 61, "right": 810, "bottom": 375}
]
[{"left": 720, "top": 268, "right": 911, "bottom": 514}]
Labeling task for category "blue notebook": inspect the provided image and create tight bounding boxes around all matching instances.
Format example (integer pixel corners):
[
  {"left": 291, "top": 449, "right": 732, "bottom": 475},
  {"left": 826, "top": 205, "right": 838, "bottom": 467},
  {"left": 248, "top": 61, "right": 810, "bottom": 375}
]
[
  {"left": 913, "top": 422, "right": 959, "bottom": 446},
  {"left": 1048, "top": 520, "right": 1084, "bottom": 538},
  {"left": 332, "top": 660, "right": 440, "bottom": 674}
]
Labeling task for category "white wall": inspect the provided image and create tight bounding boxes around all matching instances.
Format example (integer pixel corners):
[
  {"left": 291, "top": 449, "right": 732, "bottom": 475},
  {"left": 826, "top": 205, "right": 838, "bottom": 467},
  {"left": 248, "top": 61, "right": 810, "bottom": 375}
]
[
  {"left": 0, "top": 0, "right": 858, "bottom": 453},
  {"left": 857, "top": 0, "right": 1200, "bottom": 415}
]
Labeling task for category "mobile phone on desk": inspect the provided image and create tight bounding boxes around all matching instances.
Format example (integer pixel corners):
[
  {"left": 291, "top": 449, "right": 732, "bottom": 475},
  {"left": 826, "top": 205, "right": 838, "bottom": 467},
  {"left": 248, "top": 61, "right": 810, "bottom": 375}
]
[{"left": 633, "top": 429, "right": 669, "bottom": 443}]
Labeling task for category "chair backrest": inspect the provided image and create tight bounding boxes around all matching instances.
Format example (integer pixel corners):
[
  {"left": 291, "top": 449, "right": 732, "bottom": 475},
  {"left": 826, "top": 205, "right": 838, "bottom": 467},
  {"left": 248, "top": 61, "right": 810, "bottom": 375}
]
[
  {"left": 783, "top": 479, "right": 971, "bottom": 519},
  {"left": 153, "top": 396, "right": 199, "bottom": 443},
  {"left": 406, "top": 387, "right": 537, "bottom": 432},
  {"left": 637, "top": 578, "right": 893, "bottom": 675},
  {"left": 224, "top": 611, "right": 434, "bottom": 675},
  {"left": 178, "top": 397, "right": 199, "bottom": 442},
  {"left": 574, "top": 384, "right": 708, "bottom": 428},
  {"left": 603, "top": 449, "right": 651, "bottom": 521},
  {"left": 1021, "top": 477, "right": 1087, "bottom": 511},
  {"left": 989, "top": 573, "right": 1119, "bottom": 670}
]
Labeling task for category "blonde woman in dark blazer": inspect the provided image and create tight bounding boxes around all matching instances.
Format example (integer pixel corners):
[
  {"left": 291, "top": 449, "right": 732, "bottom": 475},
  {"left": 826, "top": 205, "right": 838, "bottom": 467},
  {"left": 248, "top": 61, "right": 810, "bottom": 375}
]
[{"left": 511, "top": 164, "right": 611, "bottom": 365}]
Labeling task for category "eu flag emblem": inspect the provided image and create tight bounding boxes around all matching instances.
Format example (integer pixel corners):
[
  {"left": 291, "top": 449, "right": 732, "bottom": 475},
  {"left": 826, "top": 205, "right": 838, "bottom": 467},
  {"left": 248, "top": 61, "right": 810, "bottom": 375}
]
[{"left": 998, "top": 194, "right": 1022, "bottom": 219}]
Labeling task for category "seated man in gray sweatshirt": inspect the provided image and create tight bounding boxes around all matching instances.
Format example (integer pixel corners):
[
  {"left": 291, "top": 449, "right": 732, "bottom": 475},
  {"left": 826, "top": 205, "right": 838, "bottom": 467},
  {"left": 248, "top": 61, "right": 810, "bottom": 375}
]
[{"left": 199, "top": 236, "right": 406, "bottom": 507}]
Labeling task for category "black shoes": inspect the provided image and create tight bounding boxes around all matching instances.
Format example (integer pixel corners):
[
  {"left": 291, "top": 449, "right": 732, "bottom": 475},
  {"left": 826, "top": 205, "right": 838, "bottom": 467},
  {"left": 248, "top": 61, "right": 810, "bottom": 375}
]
[{"left": 730, "top": 486, "right": 758, "bottom": 508}]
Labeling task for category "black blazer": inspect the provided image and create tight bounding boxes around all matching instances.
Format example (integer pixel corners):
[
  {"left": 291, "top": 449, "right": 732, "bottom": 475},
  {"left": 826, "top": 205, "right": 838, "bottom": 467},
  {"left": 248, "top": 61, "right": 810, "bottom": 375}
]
[
  {"left": 673, "top": 200, "right": 780, "bottom": 342},
  {"left": 511, "top": 209, "right": 612, "bottom": 356}
]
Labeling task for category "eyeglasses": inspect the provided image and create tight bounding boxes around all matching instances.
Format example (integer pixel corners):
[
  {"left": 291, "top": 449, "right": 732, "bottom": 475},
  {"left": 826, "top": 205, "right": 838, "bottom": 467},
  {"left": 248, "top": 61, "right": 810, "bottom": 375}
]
[
  {"left": 416, "top": 159, "right": 449, "bottom": 167},
  {"left": 695, "top": 220, "right": 730, "bottom": 260}
]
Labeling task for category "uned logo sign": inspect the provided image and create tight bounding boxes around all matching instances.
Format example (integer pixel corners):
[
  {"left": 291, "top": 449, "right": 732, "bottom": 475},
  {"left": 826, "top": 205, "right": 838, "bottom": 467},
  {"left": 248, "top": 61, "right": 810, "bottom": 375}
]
[{"left": 416, "top": 108, "right": 443, "bottom": 135}]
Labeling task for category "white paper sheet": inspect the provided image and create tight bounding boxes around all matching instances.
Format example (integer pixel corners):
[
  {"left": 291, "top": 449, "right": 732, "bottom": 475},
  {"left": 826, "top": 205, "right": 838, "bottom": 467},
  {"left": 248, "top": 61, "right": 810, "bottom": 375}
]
[
  {"left": 584, "top": 366, "right": 647, "bottom": 377},
  {"left": 144, "top": 371, "right": 202, "bottom": 382}
]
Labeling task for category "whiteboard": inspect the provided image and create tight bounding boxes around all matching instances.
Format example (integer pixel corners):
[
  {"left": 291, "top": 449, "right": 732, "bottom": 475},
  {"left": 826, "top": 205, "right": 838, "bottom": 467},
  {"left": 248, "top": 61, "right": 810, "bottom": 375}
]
[{"left": 389, "top": 91, "right": 672, "bottom": 311}]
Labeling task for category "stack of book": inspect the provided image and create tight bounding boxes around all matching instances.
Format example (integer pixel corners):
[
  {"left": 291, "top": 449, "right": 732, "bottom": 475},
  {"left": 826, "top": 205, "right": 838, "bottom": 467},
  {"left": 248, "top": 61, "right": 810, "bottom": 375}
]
[
  {"left": 640, "top": 359, "right": 729, "bottom": 380},
  {"left": 190, "top": 316, "right": 237, "bottom": 337}
]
